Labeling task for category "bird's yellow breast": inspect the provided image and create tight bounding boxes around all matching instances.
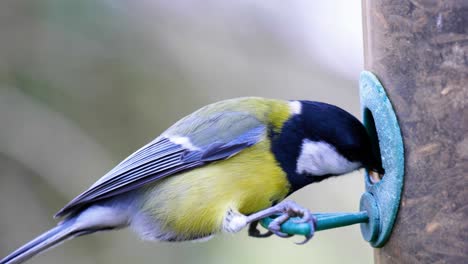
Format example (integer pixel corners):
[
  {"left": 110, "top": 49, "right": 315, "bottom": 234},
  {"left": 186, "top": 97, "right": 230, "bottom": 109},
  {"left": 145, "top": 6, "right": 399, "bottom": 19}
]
[{"left": 140, "top": 139, "right": 290, "bottom": 239}]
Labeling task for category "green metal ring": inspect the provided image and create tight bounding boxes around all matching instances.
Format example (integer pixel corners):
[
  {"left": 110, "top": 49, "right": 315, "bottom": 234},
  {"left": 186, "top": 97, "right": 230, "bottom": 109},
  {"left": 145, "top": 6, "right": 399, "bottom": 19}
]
[{"left": 360, "top": 71, "right": 405, "bottom": 247}]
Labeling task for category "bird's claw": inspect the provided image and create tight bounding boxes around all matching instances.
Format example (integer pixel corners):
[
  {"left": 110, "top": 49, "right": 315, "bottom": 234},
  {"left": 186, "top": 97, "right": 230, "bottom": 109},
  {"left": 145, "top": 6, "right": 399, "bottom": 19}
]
[
  {"left": 293, "top": 212, "right": 316, "bottom": 245},
  {"left": 292, "top": 209, "right": 311, "bottom": 224},
  {"left": 267, "top": 216, "right": 294, "bottom": 238},
  {"left": 295, "top": 233, "right": 314, "bottom": 245},
  {"left": 246, "top": 200, "right": 316, "bottom": 244},
  {"left": 267, "top": 201, "right": 316, "bottom": 243}
]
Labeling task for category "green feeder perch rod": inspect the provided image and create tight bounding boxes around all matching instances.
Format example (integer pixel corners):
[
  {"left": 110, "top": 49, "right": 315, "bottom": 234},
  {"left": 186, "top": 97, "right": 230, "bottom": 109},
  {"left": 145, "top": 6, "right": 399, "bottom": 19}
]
[{"left": 260, "top": 211, "right": 370, "bottom": 237}]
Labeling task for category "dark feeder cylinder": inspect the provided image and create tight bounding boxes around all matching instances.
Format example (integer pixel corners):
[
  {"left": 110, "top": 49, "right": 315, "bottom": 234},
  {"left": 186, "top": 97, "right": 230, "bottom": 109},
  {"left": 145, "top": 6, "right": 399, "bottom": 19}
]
[{"left": 362, "top": 1, "right": 467, "bottom": 263}]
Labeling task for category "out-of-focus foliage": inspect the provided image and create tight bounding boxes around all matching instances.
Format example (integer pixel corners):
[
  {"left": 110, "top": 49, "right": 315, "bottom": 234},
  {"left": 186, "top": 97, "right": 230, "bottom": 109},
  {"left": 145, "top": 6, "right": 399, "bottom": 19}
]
[{"left": 0, "top": 0, "right": 370, "bottom": 263}]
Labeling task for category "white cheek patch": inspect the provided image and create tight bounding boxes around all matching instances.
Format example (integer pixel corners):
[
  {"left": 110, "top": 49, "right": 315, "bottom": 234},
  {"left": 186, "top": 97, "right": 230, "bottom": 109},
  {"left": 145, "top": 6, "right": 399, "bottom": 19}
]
[
  {"left": 296, "top": 139, "right": 361, "bottom": 176},
  {"left": 289, "top": 101, "right": 302, "bottom": 115}
]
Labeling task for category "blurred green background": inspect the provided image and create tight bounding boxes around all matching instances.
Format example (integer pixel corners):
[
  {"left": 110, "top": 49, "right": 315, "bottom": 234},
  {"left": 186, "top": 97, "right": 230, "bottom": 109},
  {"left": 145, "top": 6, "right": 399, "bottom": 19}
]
[{"left": 0, "top": 0, "right": 371, "bottom": 263}]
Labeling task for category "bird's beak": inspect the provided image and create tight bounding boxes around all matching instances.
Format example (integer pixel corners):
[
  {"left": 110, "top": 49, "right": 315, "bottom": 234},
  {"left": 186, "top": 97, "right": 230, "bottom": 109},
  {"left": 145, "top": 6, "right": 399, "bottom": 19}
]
[{"left": 368, "top": 169, "right": 384, "bottom": 184}]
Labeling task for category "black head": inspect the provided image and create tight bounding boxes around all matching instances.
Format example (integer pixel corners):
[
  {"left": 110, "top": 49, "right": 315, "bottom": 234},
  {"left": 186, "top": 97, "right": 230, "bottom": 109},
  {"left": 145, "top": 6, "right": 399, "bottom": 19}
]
[{"left": 270, "top": 100, "right": 383, "bottom": 192}]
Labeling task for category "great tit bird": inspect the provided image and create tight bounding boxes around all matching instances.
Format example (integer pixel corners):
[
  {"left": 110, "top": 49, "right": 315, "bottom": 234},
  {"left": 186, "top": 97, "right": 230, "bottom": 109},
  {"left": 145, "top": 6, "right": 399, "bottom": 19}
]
[{"left": 0, "top": 97, "right": 383, "bottom": 264}]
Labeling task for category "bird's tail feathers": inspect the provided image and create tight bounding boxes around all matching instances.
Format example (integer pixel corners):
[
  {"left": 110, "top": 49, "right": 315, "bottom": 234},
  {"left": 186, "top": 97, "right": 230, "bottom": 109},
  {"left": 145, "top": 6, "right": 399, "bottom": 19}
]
[{"left": 0, "top": 219, "right": 91, "bottom": 264}]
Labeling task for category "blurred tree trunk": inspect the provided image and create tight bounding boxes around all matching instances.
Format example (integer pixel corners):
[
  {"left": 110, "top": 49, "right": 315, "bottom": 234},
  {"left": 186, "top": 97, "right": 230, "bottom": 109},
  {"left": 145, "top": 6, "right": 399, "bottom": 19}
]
[
  {"left": 362, "top": 0, "right": 468, "bottom": 263},
  {"left": 363, "top": 0, "right": 468, "bottom": 263}
]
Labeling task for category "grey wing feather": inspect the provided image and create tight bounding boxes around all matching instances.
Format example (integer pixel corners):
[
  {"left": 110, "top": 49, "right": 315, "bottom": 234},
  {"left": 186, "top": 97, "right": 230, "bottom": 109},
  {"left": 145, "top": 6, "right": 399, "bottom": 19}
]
[{"left": 55, "top": 114, "right": 265, "bottom": 218}]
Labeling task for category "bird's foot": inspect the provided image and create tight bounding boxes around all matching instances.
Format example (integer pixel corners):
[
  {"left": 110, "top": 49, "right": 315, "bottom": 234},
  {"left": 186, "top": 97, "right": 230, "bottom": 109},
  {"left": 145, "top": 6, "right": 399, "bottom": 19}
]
[
  {"left": 246, "top": 200, "right": 316, "bottom": 244},
  {"left": 268, "top": 201, "right": 316, "bottom": 244}
]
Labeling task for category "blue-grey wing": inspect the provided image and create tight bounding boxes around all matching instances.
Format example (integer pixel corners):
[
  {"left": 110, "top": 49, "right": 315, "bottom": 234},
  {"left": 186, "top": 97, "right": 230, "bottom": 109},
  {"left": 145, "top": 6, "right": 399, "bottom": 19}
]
[{"left": 55, "top": 112, "right": 265, "bottom": 218}]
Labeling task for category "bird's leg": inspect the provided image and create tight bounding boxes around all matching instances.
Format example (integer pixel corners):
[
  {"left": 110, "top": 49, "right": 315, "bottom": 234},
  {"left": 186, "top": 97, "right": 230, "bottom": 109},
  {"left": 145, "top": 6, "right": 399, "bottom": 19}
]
[{"left": 246, "top": 200, "right": 316, "bottom": 244}]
